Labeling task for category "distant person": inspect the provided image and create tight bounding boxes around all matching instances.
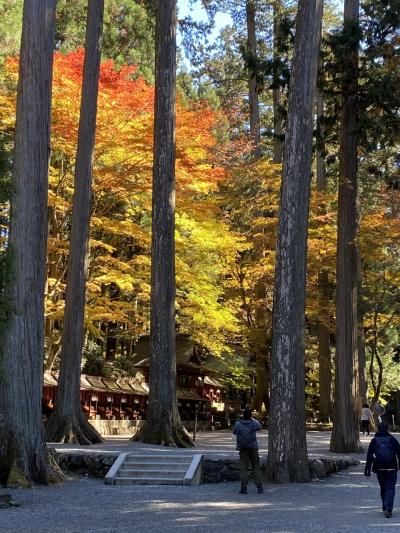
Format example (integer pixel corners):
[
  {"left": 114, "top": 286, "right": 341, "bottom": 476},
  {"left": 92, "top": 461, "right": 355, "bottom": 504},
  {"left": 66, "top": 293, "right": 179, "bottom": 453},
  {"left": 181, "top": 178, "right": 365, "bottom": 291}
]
[
  {"left": 373, "top": 402, "right": 386, "bottom": 423},
  {"left": 233, "top": 408, "right": 263, "bottom": 494},
  {"left": 361, "top": 403, "right": 373, "bottom": 436},
  {"left": 365, "top": 422, "right": 400, "bottom": 518}
]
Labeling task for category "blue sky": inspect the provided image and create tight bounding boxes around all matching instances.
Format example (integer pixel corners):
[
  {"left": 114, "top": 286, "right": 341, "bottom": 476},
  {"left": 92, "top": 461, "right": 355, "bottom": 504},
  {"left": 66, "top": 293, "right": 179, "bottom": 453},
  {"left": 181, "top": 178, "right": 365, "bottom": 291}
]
[{"left": 177, "top": 0, "right": 233, "bottom": 40}]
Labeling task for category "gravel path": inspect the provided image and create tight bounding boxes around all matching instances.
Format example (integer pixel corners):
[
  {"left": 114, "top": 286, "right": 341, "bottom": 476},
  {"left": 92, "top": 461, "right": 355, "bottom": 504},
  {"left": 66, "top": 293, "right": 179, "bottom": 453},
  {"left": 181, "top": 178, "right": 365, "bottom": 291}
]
[
  {"left": 49, "top": 430, "right": 376, "bottom": 462},
  {"left": 1, "top": 465, "right": 400, "bottom": 533}
]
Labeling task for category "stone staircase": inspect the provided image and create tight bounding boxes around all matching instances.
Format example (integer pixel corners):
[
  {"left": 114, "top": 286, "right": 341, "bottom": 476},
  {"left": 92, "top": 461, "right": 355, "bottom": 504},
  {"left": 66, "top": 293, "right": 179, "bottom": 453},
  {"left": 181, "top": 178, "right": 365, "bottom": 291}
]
[{"left": 105, "top": 452, "right": 203, "bottom": 486}]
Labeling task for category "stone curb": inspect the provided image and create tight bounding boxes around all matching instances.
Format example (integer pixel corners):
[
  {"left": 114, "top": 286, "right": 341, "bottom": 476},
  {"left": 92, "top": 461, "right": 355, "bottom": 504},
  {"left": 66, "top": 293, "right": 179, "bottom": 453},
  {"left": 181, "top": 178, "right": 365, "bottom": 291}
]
[{"left": 54, "top": 452, "right": 359, "bottom": 483}]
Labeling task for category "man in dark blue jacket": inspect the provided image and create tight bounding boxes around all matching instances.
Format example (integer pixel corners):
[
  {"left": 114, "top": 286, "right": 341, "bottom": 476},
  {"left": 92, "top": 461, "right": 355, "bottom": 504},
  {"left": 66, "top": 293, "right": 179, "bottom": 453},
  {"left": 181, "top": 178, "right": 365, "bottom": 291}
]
[
  {"left": 233, "top": 408, "right": 263, "bottom": 494},
  {"left": 365, "top": 422, "right": 400, "bottom": 518}
]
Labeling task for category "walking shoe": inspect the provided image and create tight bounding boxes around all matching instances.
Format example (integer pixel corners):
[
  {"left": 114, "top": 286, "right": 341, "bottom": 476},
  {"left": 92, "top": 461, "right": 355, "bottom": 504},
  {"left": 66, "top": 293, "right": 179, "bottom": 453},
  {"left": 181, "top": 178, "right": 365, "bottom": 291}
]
[
  {"left": 239, "top": 487, "right": 247, "bottom": 494},
  {"left": 384, "top": 511, "right": 393, "bottom": 518},
  {"left": 257, "top": 485, "right": 264, "bottom": 494}
]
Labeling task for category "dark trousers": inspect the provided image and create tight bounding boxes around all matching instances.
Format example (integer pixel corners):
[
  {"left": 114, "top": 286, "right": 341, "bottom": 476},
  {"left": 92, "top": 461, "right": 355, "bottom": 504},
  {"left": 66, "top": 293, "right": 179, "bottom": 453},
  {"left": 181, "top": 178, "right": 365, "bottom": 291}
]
[
  {"left": 377, "top": 470, "right": 397, "bottom": 512},
  {"left": 361, "top": 420, "right": 370, "bottom": 435},
  {"left": 239, "top": 448, "right": 262, "bottom": 487}
]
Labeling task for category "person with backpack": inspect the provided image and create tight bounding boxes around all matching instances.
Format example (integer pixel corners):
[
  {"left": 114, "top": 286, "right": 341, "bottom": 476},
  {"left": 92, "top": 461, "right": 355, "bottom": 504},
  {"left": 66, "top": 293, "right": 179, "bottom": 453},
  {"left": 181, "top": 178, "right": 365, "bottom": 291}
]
[
  {"left": 233, "top": 407, "right": 263, "bottom": 494},
  {"left": 364, "top": 422, "right": 400, "bottom": 518}
]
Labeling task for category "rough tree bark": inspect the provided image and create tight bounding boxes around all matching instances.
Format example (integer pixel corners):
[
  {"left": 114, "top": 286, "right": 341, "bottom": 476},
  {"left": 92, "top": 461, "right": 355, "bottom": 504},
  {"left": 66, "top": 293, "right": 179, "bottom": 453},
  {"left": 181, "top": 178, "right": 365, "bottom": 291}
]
[
  {"left": 46, "top": 0, "right": 104, "bottom": 445},
  {"left": 316, "top": 88, "right": 332, "bottom": 421},
  {"left": 246, "top": 0, "right": 261, "bottom": 159},
  {"left": 0, "top": 0, "right": 56, "bottom": 487},
  {"left": 330, "top": 0, "right": 363, "bottom": 453},
  {"left": 267, "top": 0, "right": 323, "bottom": 483},
  {"left": 132, "top": 0, "right": 192, "bottom": 447}
]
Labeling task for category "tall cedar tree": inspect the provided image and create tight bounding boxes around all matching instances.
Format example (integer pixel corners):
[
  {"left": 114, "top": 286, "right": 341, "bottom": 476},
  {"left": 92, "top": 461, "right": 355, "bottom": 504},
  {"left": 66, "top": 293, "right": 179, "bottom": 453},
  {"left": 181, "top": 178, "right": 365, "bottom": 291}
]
[
  {"left": 267, "top": 0, "right": 323, "bottom": 483},
  {"left": 0, "top": 0, "right": 56, "bottom": 486},
  {"left": 132, "top": 0, "right": 193, "bottom": 447},
  {"left": 46, "top": 0, "right": 105, "bottom": 444},
  {"left": 330, "top": 0, "right": 363, "bottom": 453},
  {"left": 246, "top": 0, "right": 261, "bottom": 158}
]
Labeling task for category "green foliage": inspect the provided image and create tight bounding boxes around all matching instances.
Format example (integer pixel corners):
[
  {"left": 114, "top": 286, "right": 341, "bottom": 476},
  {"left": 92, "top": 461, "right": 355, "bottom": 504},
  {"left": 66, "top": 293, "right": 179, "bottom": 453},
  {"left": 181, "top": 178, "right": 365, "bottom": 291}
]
[
  {"left": 56, "top": 0, "right": 156, "bottom": 80},
  {"left": 102, "top": 1, "right": 155, "bottom": 79},
  {"left": 0, "top": 0, "right": 22, "bottom": 59},
  {"left": 55, "top": 0, "right": 87, "bottom": 51},
  {"left": 82, "top": 340, "right": 112, "bottom": 377},
  {"left": 1, "top": 0, "right": 156, "bottom": 80},
  {"left": 322, "top": 0, "right": 400, "bottom": 150},
  {"left": 367, "top": 347, "right": 400, "bottom": 398}
]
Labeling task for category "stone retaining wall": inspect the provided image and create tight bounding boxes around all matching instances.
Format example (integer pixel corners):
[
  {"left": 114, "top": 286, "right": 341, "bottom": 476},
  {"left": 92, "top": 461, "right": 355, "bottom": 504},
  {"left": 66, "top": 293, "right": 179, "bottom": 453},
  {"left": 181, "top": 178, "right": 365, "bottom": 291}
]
[
  {"left": 54, "top": 452, "right": 359, "bottom": 482},
  {"left": 55, "top": 453, "right": 118, "bottom": 478},
  {"left": 202, "top": 457, "right": 360, "bottom": 483}
]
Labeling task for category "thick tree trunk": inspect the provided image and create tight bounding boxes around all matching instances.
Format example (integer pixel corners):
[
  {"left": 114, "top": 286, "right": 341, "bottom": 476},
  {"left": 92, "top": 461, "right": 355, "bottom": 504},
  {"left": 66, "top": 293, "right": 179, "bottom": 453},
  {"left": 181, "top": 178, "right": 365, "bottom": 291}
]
[
  {"left": 132, "top": 0, "right": 192, "bottom": 447},
  {"left": 330, "top": 0, "right": 362, "bottom": 453},
  {"left": 272, "top": 1, "right": 284, "bottom": 164},
  {"left": 246, "top": 0, "right": 261, "bottom": 159},
  {"left": 316, "top": 90, "right": 332, "bottom": 420},
  {"left": 0, "top": 0, "right": 56, "bottom": 487},
  {"left": 267, "top": 0, "right": 323, "bottom": 483},
  {"left": 46, "top": 0, "right": 104, "bottom": 445}
]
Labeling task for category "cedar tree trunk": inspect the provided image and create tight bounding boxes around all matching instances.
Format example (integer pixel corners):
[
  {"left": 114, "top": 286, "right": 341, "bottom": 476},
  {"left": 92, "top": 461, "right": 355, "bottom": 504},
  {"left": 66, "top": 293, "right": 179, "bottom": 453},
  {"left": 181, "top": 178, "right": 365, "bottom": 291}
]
[
  {"left": 330, "top": 0, "right": 363, "bottom": 453},
  {"left": 0, "top": 0, "right": 56, "bottom": 487},
  {"left": 132, "top": 0, "right": 192, "bottom": 447},
  {"left": 267, "top": 0, "right": 323, "bottom": 483},
  {"left": 246, "top": 0, "right": 261, "bottom": 159},
  {"left": 46, "top": 0, "right": 104, "bottom": 444}
]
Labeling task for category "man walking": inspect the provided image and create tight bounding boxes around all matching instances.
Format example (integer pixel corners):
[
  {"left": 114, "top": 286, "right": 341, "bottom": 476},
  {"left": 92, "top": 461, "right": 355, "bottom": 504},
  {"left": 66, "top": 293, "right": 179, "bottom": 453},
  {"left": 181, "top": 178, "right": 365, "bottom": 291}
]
[
  {"left": 365, "top": 422, "right": 400, "bottom": 518},
  {"left": 233, "top": 408, "right": 263, "bottom": 494}
]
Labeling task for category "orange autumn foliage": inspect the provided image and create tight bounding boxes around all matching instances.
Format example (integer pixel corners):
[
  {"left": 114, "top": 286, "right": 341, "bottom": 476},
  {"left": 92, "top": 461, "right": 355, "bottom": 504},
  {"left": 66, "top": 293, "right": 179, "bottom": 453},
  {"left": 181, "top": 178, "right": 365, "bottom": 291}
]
[{"left": 0, "top": 50, "right": 243, "bottom": 364}]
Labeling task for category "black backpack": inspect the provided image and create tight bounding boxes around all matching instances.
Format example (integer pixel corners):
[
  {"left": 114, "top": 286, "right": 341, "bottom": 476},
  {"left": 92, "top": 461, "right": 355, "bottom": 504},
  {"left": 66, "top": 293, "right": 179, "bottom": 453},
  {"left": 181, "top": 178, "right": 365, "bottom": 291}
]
[
  {"left": 237, "top": 421, "right": 255, "bottom": 448},
  {"left": 374, "top": 437, "right": 396, "bottom": 468}
]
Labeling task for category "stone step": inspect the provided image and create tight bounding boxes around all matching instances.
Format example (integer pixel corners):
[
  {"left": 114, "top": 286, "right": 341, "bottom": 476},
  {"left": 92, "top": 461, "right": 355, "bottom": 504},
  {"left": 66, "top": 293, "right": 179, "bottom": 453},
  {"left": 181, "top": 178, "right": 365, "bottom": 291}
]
[
  {"left": 120, "top": 462, "right": 190, "bottom": 471},
  {"left": 105, "top": 452, "right": 204, "bottom": 486},
  {"left": 124, "top": 455, "right": 193, "bottom": 464},
  {"left": 113, "top": 476, "right": 184, "bottom": 485},
  {"left": 118, "top": 469, "right": 187, "bottom": 478}
]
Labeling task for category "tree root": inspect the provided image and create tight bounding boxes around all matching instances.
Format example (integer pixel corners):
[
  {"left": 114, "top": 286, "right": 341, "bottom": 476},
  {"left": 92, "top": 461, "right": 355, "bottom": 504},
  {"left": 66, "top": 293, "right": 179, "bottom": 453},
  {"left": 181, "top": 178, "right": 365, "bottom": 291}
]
[
  {"left": 132, "top": 421, "right": 194, "bottom": 448},
  {"left": 45, "top": 410, "right": 104, "bottom": 445},
  {"left": 6, "top": 465, "right": 32, "bottom": 489},
  {"left": 0, "top": 426, "right": 51, "bottom": 487},
  {"left": 47, "top": 449, "right": 68, "bottom": 484},
  {"left": 265, "top": 459, "right": 311, "bottom": 483}
]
